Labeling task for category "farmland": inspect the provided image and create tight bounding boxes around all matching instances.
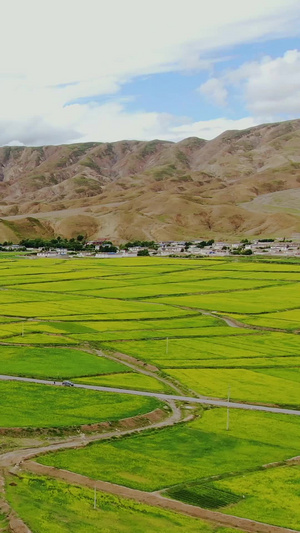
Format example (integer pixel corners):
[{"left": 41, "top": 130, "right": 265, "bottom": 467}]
[
  {"left": 38, "top": 408, "right": 300, "bottom": 491},
  {"left": 167, "top": 367, "right": 300, "bottom": 406},
  {"left": 74, "top": 372, "right": 171, "bottom": 393},
  {"left": 0, "top": 381, "right": 160, "bottom": 428},
  {"left": 166, "top": 464, "right": 300, "bottom": 530},
  {"left": 0, "top": 345, "right": 129, "bottom": 378},
  {"left": 0, "top": 255, "right": 300, "bottom": 531},
  {"left": 211, "top": 464, "right": 300, "bottom": 529},
  {"left": 5, "top": 472, "right": 242, "bottom": 533}
]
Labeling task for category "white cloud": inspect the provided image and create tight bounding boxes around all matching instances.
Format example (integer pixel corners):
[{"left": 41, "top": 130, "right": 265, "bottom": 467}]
[
  {"left": 236, "top": 50, "right": 300, "bottom": 118},
  {"left": 201, "top": 49, "right": 300, "bottom": 121},
  {"left": 0, "top": 0, "right": 299, "bottom": 145},
  {"left": 165, "top": 117, "right": 259, "bottom": 141},
  {"left": 198, "top": 78, "right": 228, "bottom": 107},
  {"left": 54, "top": 101, "right": 258, "bottom": 143}
]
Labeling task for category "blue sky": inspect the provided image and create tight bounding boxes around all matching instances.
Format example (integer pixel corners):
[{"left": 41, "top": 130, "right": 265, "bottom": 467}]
[
  {"left": 1, "top": 0, "right": 300, "bottom": 145},
  {"left": 76, "top": 36, "right": 300, "bottom": 123}
]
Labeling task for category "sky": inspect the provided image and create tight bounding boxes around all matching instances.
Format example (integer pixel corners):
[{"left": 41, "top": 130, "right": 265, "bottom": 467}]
[{"left": 1, "top": 0, "right": 300, "bottom": 146}]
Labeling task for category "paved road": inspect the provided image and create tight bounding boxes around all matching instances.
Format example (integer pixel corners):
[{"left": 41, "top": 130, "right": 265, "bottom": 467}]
[{"left": 1, "top": 374, "right": 300, "bottom": 416}]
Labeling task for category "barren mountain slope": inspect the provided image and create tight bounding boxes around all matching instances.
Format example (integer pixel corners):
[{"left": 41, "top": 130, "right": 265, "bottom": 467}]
[{"left": 0, "top": 119, "right": 300, "bottom": 242}]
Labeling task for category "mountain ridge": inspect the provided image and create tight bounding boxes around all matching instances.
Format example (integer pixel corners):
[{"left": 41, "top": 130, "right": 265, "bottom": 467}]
[{"left": 0, "top": 118, "right": 300, "bottom": 242}]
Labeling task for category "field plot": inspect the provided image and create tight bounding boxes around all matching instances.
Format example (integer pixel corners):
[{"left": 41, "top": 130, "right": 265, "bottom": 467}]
[
  {"left": 167, "top": 465, "right": 300, "bottom": 530},
  {"left": 1, "top": 255, "right": 300, "bottom": 531},
  {"left": 5, "top": 473, "right": 240, "bottom": 533},
  {"left": 166, "top": 367, "right": 300, "bottom": 406},
  {"left": 210, "top": 464, "right": 300, "bottom": 529},
  {"left": 75, "top": 278, "right": 280, "bottom": 300},
  {"left": 227, "top": 309, "right": 300, "bottom": 330},
  {"left": 150, "top": 282, "right": 300, "bottom": 313},
  {"left": 71, "top": 326, "right": 247, "bottom": 343},
  {"left": 0, "top": 381, "right": 159, "bottom": 428},
  {"left": 47, "top": 314, "right": 222, "bottom": 334},
  {"left": 0, "top": 298, "right": 167, "bottom": 318},
  {"left": 207, "top": 261, "right": 300, "bottom": 273},
  {"left": 38, "top": 408, "right": 300, "bottom": 491},
  {"left": 3, "top": 333, "right": 79, "bottom": 344},
  {"left": 0, "top": 346, "right": 128, "bottom": 379},
  {"left": 42, "top": 308, "right": 191, "bottom": 321},
  {"left": 102, "top": 330, "right": 300, "bottom": 366},
  {"left": 74, "top": 372, "right": 170, "bottom": 393}
]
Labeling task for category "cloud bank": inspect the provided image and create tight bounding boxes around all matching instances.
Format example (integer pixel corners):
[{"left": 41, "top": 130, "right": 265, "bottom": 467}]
[{"left": 1, "top": 0, "right": 300, "bottom": 145}]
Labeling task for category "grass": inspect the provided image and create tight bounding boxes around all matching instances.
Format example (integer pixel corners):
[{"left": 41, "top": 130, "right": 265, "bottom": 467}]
[
  {"left": 151, "top": 282, "right": 300, "bottom": 313},
  {"left": 0, "top": 511, "right": 9, "bottom": 531},
  {"left": 101, "top": 330, "right": 300, "bottom": 369},
  {"left": 72, "top": 326, "right": 248, "bottom": 342},
  {"left": 166, "top": 484, "right": 242, "bottom": 509},
  {"left": 3, "top": 333, "right": 78, "bottom": 344},
  {"left": 74, "top": 372, "right": 171, "bottom": 393},
  {"left": 1, "top": 255, "right": 300, "bottom": 529},
  {"left": 77, "top": 315, "right": 222, "bottom": 330},
  {"left": 5, "top": 472, "right": 242, "bottom": 533},
  {"left": 0, "top": 381, "right": 160, "bottom": 428},
  {"left": 227, "top": 309, "right": 300, "bottom": 330},
  {"left": 80, "top": 278, "right": 280, "bottom": 299},
  {"left": 166, "top": 367, "right": 300, "bottom": 407},
  {"left": 38, "top": 408, "right": 300, "bottom": 491},
  {"left": 0, "top": 346, "right": 129, "bottom": 379},
  {"left": 0, "top": 297, "right": 176, "bottom": 318},
  {"left": 212, "top": 464, "right": 300, "bottom": 529}
]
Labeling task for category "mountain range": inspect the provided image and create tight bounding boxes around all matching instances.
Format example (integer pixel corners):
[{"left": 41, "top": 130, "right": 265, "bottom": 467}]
[{"left": 0, "top": 119, "right": 300, "bottom": 242}]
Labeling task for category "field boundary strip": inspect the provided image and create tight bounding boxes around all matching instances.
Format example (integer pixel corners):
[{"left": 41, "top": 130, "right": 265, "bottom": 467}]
[{"left": 22, "top": 461, "right": 300, "bottom": 533}]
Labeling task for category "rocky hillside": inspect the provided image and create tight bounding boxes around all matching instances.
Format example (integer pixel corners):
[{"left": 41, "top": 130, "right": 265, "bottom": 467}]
[{"left": 0, "top": 119, "right": 300, "bottom": 242}]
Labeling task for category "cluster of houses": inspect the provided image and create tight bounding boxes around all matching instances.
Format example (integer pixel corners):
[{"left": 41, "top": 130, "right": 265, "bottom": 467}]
[
  {"left": 76, "top": 238, "right": 300, "bottom": 258},
  {"left": 3, "top": 238, "right": 300, "bottom": 258},
  {"left": 155, "top": 240, "right": 300, "bottom": 257}
]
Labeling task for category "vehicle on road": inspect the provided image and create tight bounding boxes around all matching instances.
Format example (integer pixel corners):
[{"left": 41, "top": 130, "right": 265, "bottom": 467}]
[{"left": 62, "top": 380, "right": 74, "bottom": 387}]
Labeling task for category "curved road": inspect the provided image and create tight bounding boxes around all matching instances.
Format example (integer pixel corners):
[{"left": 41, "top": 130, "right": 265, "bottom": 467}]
[{"left": 1, "top": 374, "right": 299, "bottom": 416}]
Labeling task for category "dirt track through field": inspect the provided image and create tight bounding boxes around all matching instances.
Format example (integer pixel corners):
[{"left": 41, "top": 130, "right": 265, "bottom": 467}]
[
  {"left": 21, "top": 460, "right": 300, "bottom": 533},
  {"left": 0, "top": 400, "right": 181, "bottom": 468},
  {"left": 0, "top": 399, "right": 181, "bottom": 531},
  {"left": 0, "top": 471, "right": 32, "bottom": 533}
]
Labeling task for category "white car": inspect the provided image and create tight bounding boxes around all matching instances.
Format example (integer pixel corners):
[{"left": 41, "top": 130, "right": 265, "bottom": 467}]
[{"left": 62, "top": 380, "right": 74, "bottom": 387}]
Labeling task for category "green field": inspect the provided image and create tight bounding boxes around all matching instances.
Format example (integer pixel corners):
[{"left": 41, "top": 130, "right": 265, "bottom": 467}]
[
  {"left": 227, "top": 309, "right": 300, "bottom": 330},
  {"left": 5, "top": 472, "right": 242, "bottom": 533},
  {"left": 166, "top": 367, "right": 300, "bottom": 406},
  {"left": 74, "top": 372, "right": 171, "bottom": 393},
  {"left": 102, "top": 329, "right": 300, "bottom": 366},
  {"left": 212, "top": 464, "right": 300, "bottom": 529},
  {"left": 0, "top": 346, "right": 129, "bottom": 379},
  {"left": 168, "top": 465, "right": 300, "bottom": 529},
  {"left": 1, "top": 255, "right": 300, "bottom": 530},
  {"left": 0, "top": 381, "right": 160, "bottom": 428},
  {"left": 0, "top": 512, "right": 8, "bottom": 532},
  {"left": 38, "top": 408, "right": 300, "bottom": 491},
  {"left": 149, "top": 282, "right": 300, "bottom": 313}
]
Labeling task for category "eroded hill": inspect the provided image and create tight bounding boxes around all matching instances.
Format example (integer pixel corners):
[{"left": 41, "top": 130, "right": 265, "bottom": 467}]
[{"left": 0, "top": 119, "right": 300, "bottom": 242}]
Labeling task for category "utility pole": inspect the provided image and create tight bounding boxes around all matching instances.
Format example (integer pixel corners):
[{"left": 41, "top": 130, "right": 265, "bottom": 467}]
[
  {"left": 166, "top": 337, "right": 169, "bottom": 355},
  {"left": 94, "top": 486, "right": 97, "bottom": 510},
  {"left": 226, "top": 385, "right": 230, "bottom": 431}
]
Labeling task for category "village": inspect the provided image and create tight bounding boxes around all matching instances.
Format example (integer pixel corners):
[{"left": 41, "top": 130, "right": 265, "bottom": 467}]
[{"left": 2, "top": 237, "right": 299, "bottom": 258}]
